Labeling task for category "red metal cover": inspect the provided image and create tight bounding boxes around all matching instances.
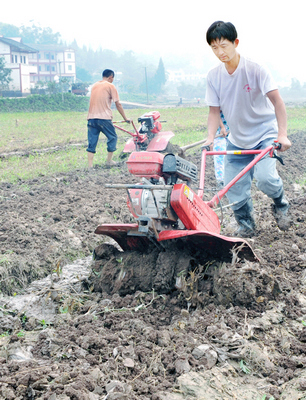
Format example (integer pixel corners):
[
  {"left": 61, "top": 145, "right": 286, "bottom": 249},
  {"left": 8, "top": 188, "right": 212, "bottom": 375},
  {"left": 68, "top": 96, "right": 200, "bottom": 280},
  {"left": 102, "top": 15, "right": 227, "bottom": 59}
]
[
  {"left": 157, "top": 230, "right": 258, "bottom": 261},
  {"left": 143, "top": 111, "right": 161, "bottom": 121},
  {"left": 123, "top": 131, "right": 175, "bottom": 153},
  {"left": 126, "top": 151, "right": 164, "bottom": 179},
  {"left": 146, "top": 131, "right": 175, "bottom": 151},
  {"left": 94, "top": 224, "right": 258, "bottom": 260},
  {"left": 151, "top": 121, "right": 162, "bottom": 134},
  {"left": 170, "top": 184, "right": 221, "bottom": 234},
  {"left": 94, "top": 224, "right": 150, "bottom": 252},
  {"left": 127, "top": 186, "right": 143, "bottom": 218},
  {"left": 123, "top": 138, "right": 137, "bottom": 153}
]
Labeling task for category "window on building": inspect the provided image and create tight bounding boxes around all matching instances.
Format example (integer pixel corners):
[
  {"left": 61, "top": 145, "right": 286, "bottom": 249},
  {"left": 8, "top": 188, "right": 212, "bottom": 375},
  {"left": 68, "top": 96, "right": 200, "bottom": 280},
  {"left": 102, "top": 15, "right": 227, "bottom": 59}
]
[
  {"left": 46, "top": 65, "right": 50, "bottom": 71},
  {"left": 20, "top": 56, "right": 23, "bottom": 63},
  {"left": 24, "top": 56, "right": 26, "bottom": 64},
  {"left": 11, "top": 55, "right": 14, "bottom": 63},
  {"left": 39, "top": 66, "right": 41, "bottom": 71},
  {"left": 51, "top": 54, "right": 55, "bottom": 60},
  {"left": 52, "top": 66, "right": 55, "bottom": 72},
  {"left": 67, "top": 53, "right": 72, "bottom": 59},
  {"left": 68, "top": 65, "right": 72, "bottom": 71},
  {"left": 15, "top": 55, "right": 17, "bottom": 63},
  {"left": 45, "top": 53, "right": 50, "bottom": 59}
]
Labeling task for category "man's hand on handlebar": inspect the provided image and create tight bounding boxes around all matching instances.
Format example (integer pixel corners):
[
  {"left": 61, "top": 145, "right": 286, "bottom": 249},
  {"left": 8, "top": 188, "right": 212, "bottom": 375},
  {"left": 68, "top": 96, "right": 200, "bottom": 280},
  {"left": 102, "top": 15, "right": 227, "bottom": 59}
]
[
  {"left": 200, "top": 141, "right": 214, "bottom": 151},
  {"left": 276, "top": 136, "right": 291, "bottom": 152}
]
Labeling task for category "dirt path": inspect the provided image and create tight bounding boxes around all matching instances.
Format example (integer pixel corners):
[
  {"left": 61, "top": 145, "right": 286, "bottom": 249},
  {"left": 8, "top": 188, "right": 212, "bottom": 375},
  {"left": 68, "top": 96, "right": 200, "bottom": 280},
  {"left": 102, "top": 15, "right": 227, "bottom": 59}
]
[{"left": 0, "top": 132, "right": 306, "bottom": 399}]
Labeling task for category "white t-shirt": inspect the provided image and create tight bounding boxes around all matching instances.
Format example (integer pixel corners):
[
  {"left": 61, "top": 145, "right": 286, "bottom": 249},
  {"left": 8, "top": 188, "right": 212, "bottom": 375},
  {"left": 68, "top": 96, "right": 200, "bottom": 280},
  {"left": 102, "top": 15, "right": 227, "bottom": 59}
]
[{"left": 205, "top": 56, "right": 278, "bottom": 149}]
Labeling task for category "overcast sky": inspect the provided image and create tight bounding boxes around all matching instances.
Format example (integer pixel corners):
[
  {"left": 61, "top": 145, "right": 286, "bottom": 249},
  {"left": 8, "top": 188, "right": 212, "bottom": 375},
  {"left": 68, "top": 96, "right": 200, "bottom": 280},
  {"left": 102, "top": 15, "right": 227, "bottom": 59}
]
[{"left": 2, "top": 0, "right": 305, "bottom": 85}]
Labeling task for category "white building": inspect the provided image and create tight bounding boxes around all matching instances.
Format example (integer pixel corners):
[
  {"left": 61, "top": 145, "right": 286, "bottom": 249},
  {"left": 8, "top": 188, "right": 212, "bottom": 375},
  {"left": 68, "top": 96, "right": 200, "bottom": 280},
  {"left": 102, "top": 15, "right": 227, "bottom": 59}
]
[
  {"left": 0, "top": 36, "right": 38, "bottom": 94},
  {"left": 27, "top": 44, "right": 76, "bottom": 85}
]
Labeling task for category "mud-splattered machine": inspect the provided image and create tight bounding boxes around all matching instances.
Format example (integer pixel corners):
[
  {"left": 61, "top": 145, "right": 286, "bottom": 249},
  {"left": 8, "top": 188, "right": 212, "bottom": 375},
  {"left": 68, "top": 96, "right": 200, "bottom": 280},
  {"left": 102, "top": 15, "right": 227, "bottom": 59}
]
[{"left": 95, "top": 111, "right": 282, "bottom": 260}]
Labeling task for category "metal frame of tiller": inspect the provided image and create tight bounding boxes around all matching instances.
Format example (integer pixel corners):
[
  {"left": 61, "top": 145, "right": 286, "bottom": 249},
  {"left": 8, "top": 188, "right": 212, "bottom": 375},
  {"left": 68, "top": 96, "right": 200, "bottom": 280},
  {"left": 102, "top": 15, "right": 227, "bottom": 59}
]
[
  {"left": 113, "top": 114, "right": 174, "bottom": 153},
  {"left": 200, "top": 142, "right": 283, "bottom": 208},
  {"left": 113, "top": 120, "right": 147, "bottom": 150}
]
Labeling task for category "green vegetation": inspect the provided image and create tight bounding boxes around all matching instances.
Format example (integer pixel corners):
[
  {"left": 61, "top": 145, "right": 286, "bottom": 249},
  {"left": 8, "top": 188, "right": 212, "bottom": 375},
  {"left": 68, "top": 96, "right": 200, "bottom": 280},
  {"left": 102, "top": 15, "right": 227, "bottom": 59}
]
[
  {"left": 0, "top": 56, "right": 12, "bottom": 89},
  {"left": 0, "top": 93, "right": 89, "bottom": 113},
  {"left": 0, "top": 111, "right": 87, "bottom": 150},
  {"left": 239, "top": 359, "right": 250, "bottom": 374},
  {"left": 286, "top": 107, "right": 306, "bottom": 132},
  {"left": 0, "top": 106, "right": 305, "bottom": 184}
]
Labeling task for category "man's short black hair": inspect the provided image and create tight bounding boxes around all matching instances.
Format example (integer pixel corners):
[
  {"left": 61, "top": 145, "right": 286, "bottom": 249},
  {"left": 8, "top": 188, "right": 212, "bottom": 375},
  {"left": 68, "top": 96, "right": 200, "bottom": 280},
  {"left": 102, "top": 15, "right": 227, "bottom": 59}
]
[
  {"left": 102, "top": 69, "right": 115, "bottom": 78},
  {"left": 206, "top": 21, "right": 237, "bottom": 45}
]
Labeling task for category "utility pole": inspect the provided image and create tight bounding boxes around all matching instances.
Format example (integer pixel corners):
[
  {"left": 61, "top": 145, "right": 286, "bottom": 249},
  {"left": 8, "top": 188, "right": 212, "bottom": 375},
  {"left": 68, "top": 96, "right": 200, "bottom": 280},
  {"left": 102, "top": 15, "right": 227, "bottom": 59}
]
[{"left": 58, "top": 60, "right": 64, "bottom": 102}]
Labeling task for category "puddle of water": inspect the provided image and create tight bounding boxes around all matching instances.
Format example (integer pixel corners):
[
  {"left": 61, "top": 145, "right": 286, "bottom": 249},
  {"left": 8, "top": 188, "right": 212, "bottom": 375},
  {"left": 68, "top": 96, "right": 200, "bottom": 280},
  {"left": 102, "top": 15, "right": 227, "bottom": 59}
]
[{"left": 0, "top": 256, "right": 93, "bottom": 322}]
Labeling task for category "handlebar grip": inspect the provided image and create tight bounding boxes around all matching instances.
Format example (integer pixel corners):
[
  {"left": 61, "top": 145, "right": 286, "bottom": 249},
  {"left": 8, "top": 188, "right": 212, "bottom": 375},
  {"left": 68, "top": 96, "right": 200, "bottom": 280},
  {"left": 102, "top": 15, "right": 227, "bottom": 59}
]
[
  {"left": 273, "top": 140, "right": 282, "bottom": 150},
  {"left": 200, "top": 142, "right": 213, "bottom": 151}
]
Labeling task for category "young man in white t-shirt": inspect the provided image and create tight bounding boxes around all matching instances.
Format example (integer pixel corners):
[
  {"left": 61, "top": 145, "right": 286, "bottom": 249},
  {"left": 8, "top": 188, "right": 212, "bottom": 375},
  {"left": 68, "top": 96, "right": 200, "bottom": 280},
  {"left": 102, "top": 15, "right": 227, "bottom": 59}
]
[{"left": 204, "top": 21, "right": 292, "bottom": 237}]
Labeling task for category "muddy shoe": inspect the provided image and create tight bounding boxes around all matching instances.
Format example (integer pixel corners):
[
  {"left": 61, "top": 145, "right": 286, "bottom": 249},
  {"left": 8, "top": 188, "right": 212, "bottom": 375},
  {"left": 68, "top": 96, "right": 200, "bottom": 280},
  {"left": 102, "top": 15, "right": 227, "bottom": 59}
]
[
  {"left": 234, "top": 220, "right": 256, "bottom": 238},
  {"left": 272, "top": 204, "right": 291, "bottom": 231},
  {"left": 233, "top": 200, "right": 256, "bottom": 238},
  {"left": 272, "top": 190, "right": 291, "bottom": 231},
  {"left": 105, "top": 160, "right": 117, "bottom": 168}
]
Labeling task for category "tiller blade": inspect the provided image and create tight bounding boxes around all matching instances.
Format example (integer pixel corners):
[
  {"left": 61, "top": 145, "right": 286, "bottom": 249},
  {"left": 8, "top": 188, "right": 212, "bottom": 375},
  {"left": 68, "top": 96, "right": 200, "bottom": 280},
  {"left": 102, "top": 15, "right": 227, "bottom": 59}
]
[{"left": 95, "top": 224, "right": 258, "bottom": 261}]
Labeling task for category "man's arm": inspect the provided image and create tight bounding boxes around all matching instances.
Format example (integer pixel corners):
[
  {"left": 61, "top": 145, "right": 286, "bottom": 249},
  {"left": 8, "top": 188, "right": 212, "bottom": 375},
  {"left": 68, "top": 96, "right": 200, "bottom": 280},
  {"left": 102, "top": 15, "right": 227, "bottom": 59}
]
[
  {"left": 202, "top": 106, "right": 221, "bottom": 149},
  {"left": 267, "top": 90, "right": 291, "bottom": 152},
  {"left": 115, "top": 101, "right": 130, "bottom": 123},
  {"left": 219, "top": 118, "right": 228, "bottom": 137}
]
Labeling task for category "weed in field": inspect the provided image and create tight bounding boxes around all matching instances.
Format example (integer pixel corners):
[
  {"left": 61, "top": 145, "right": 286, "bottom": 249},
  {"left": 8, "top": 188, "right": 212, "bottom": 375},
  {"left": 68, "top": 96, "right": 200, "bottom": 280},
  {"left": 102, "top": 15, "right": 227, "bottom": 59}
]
[
  {"left": 239, "top": 359, "right": 250, "bottom": 374},
  {"left": 0, "top": 250, "right": 14, "bottom": 264}
]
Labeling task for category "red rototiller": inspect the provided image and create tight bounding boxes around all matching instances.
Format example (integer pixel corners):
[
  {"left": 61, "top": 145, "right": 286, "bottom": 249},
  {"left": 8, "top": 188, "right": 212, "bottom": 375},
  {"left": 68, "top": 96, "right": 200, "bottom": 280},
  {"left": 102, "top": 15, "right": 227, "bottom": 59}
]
[
  {"left": 114, "top": 110, "right": 174, "bottom": 153},
  {"left": 95, "top": 111, "right": 283, "bottom": 260}
]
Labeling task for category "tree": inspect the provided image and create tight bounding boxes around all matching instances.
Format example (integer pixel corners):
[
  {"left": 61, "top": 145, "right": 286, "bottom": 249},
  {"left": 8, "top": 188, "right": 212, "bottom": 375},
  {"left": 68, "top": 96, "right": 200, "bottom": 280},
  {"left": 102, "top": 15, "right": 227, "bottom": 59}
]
[
  {"left": 149, "top": 58, "right": 167, "bottom": 94},
  {"left": 76, "top": 67, "right": 93, "bottom": 83},
  {"left": 290, "top": 78, "right": 301, "bottom": 91},
  {"left": 0, "top": 22, "right": 20, "bottom": 37},
  {"left": 19, "top": 23, "right": 62, "bottom": 44},
  {"left": 154, "top": 58, "right": 167, "bottom": 89},
  {"left": 177, "top": 81, "right": 206, "bottom": 99},
  {"left": 138, "top": 58, "right": 167, "bottom": 95},
  {"left": 0, "top": 57, "right": 12, "bottom": 90}
]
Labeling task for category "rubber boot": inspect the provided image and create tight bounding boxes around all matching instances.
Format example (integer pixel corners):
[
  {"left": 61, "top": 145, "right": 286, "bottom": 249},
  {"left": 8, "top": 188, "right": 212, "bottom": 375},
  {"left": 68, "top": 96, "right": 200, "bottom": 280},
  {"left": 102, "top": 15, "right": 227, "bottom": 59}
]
[
  {"left": 272, "top": 190, "right": 291, "bottom": 231},
  {"left": 233, "top": 199, "right": 256, "bottom": 238}
]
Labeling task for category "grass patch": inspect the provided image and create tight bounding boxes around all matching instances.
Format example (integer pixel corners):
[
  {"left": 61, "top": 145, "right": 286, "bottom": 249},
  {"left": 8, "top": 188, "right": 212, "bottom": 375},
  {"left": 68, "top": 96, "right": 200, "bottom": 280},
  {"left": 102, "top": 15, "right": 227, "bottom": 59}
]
[
  {"left": 287, "top": 107, "right": 306, "bottom": 132},
  {"left": 0, "top": 111, "right": 88, "bottom": 152},
  {"left": 0, "top": 106, "right": 305, "bottom": 184},
  {"left": 0, "top": 147, "right": 87, "bottom": 183}
]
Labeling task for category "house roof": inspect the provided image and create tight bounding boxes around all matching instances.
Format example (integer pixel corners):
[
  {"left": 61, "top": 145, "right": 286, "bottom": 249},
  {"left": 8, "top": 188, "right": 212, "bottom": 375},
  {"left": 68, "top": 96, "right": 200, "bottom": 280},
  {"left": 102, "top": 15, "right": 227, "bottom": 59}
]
[
  {"left": 0, "top": 37, "right": 38, "bottom": 53},
  {"left": 25, "top": 44, "right": 75, "bottom": 52}
]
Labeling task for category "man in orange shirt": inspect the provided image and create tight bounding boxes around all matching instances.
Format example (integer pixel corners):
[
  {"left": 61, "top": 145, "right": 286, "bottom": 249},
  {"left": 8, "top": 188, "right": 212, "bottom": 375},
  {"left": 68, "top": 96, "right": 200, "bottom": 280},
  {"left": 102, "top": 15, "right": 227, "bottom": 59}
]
[{"left": 87, "top": 69, "right": 130, "bottom": 167}]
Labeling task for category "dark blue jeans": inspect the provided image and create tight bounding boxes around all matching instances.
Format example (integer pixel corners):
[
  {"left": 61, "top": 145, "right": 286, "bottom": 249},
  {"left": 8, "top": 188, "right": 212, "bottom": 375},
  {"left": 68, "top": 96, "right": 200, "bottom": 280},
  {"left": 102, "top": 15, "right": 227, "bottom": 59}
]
[{"left": 87, "top": 119, "right": 117, "bottom": 153}]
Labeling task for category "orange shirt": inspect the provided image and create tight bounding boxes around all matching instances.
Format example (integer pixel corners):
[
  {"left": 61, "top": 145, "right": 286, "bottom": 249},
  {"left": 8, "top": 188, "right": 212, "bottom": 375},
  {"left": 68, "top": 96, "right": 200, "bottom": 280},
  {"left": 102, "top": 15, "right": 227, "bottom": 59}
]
[{"left": 87, "top": 81, "right": 120, "bottom": 120}]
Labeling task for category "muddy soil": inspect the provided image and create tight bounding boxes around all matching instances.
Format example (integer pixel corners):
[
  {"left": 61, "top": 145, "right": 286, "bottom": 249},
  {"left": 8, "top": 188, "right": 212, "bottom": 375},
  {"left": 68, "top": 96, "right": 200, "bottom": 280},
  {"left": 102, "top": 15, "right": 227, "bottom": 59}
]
[{"left": 0, "top": 132, "right": 306, "bottom": 399}]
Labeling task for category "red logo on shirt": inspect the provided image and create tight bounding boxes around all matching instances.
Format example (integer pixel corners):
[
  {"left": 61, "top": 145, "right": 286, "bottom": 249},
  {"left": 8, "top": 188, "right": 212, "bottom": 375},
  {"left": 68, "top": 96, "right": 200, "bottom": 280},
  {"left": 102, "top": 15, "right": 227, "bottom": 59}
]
[{"left": 243, "top": 84, "right": 252, "bottom": 92}]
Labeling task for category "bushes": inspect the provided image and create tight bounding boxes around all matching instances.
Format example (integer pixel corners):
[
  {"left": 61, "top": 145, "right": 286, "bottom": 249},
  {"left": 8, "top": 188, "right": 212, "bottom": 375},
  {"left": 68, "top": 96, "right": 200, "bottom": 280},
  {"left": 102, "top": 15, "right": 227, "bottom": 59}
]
[{"left": 0, "top": 93, "right": 90, "bottom": 113}]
